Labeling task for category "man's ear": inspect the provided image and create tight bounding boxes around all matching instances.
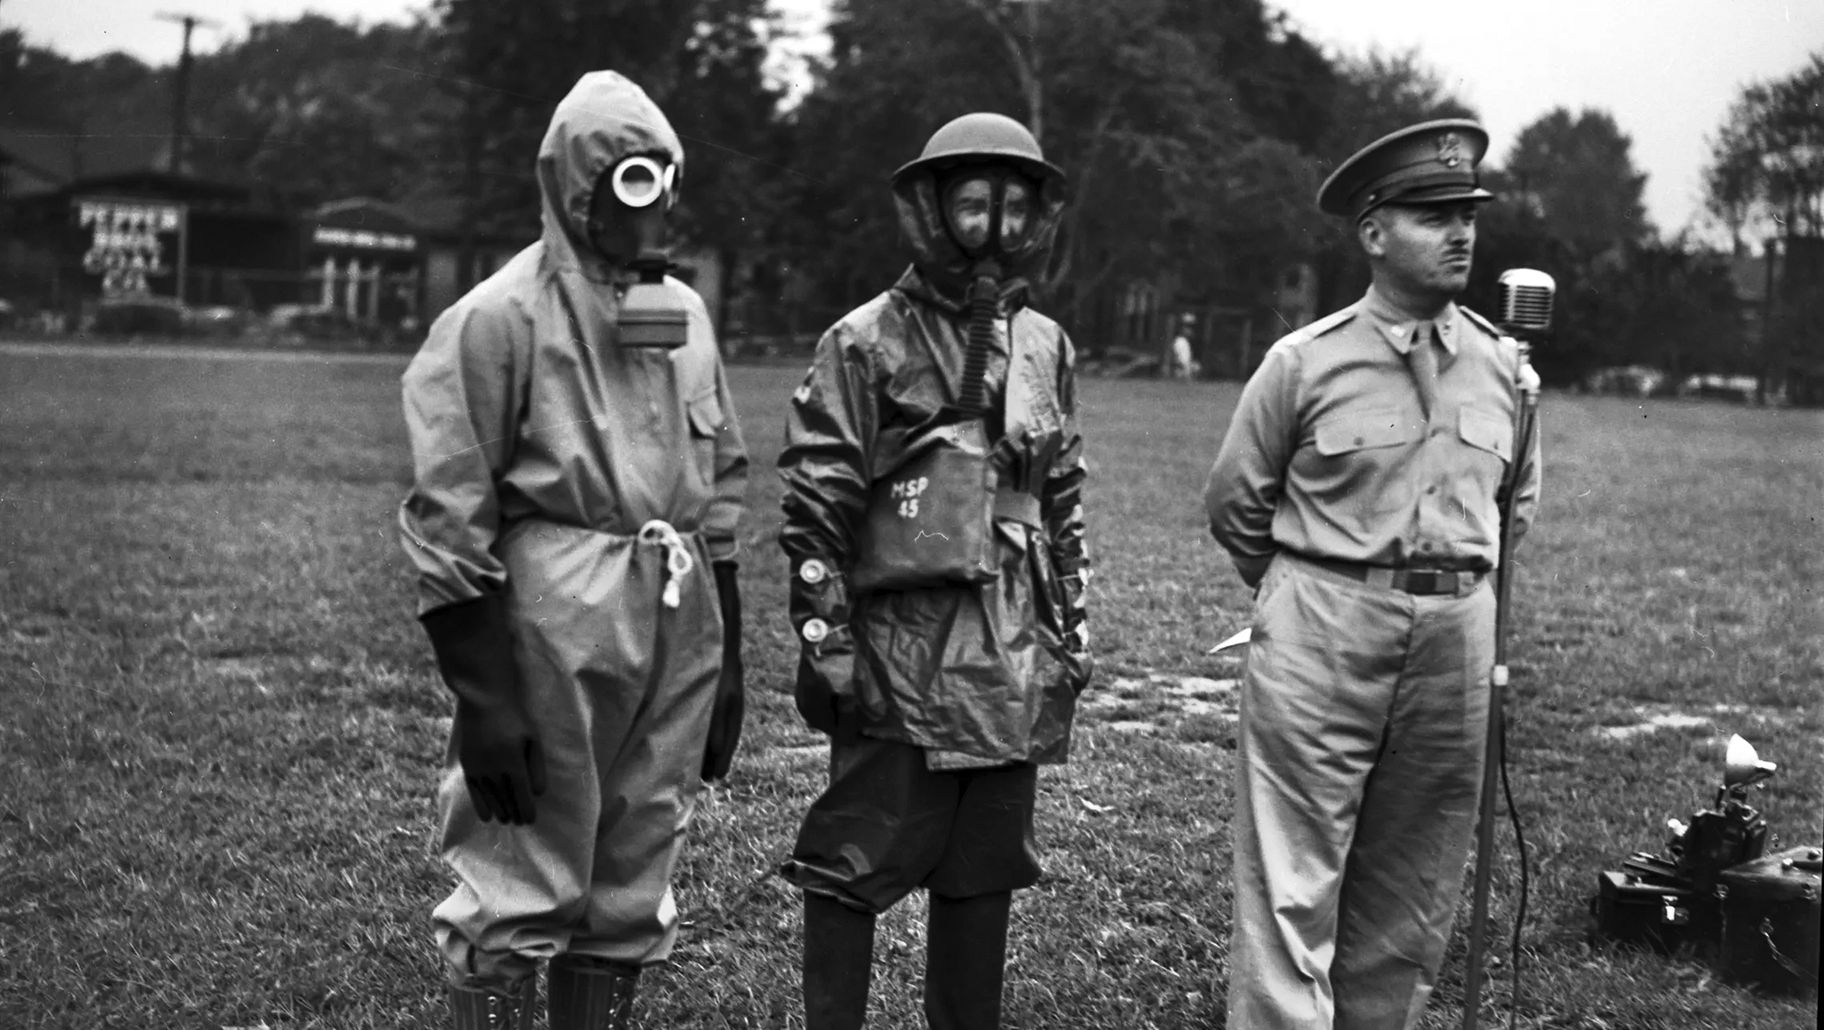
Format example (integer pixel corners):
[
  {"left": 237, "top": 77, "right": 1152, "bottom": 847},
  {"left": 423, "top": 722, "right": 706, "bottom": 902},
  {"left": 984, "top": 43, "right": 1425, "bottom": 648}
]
[{"left": 1357, "top": 213, "right": 1385, "bottom": 259}]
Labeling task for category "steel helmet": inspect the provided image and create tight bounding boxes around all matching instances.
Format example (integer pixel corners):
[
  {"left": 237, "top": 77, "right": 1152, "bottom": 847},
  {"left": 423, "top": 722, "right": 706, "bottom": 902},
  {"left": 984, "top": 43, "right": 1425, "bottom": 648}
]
[{"left": 891, "top": 112, "right": 1063, "bottom": 188}]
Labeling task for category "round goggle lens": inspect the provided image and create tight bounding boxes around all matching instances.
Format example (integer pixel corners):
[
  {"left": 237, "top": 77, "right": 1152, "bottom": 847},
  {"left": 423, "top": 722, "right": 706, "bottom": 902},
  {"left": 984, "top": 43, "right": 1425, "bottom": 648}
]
[{"left": 612, "top": 155, "right": 671, "bottom": 209}]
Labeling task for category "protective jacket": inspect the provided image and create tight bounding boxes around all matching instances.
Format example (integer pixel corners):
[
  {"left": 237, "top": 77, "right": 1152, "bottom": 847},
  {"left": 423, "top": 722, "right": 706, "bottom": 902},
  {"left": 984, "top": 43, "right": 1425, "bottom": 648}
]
[
  {"left": 779, "top": 266, "right": 1088, "bottom": 765},
  {"left": 398, "top": 70, "right": 748, "bottom": 982}
]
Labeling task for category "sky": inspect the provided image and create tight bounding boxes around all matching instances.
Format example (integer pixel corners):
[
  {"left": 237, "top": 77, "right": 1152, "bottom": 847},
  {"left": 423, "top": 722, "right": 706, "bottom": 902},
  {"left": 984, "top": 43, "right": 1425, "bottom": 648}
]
[{"left": 6, "top": 0, "right": 1821, "bottom": 238}]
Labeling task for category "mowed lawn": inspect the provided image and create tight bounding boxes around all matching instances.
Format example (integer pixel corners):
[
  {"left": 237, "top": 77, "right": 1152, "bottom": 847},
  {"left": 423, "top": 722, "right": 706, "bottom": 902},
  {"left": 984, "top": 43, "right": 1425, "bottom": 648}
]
[{"left": 1, "top": 342, "right": 1819, "bottom": 1029}]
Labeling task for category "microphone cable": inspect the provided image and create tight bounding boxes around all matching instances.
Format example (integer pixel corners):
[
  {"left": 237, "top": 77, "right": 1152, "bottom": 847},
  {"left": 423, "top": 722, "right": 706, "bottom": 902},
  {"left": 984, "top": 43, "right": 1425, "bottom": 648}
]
[
  {"left": 1499, "top": 709, "right": 1529, "bottom": 1030},
  {"left": 1498, "top": 341, "right": 1540, "bottom": 1030}
]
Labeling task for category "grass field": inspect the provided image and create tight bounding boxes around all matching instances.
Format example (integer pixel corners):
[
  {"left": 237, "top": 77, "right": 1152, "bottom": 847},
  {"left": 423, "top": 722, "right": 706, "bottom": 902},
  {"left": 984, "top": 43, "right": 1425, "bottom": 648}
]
[{"left": 2, "top": 341, "right": 1819, "bottom": 1029}]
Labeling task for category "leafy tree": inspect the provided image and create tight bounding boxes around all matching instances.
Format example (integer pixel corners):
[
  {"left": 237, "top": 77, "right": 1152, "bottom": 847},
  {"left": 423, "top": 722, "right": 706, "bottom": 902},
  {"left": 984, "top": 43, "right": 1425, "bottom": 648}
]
[
  {"left": 1213, "top": 7, "right": 1338, "bottom": 156},
  {"left": 1463, "top": 107, "right": 1658, "bottom": 386},
  {"left": 1705, "top": 52, "right": 1824, "bottom": 245},
  {"left": 182, "top": 16, "right": 452, "bottom": 205},
  {"left": 1315, "top": 47, "right": 1478, "bottom": 166},
  {"left": 784, "top": 0, "right": 1343, "bottom": 354},
  {"left": 434, "top": 0, "right": 699, "bottom": 238},
  {"left": 1309, "top": 48, "right": 1480, "bottom": 312},
  {"left": 1503, "top": 107, "right": 1652, "bottom": 259},
  {"left": 1, "top": 25, "right": 82, "bottom": 129},
  {"left": 5, "top": 13, "right": 452, "bottom": 203},
  {"left": 1769, "top": 257, "right": 1824, "bottom": 406},
  {"left": 1625, "top": 245, "right": 1747, "bottom": 382},
  {"left": 66, "top": 54, "right": 172, "bottom": 176},
  {"left": 774, "top": 0, "right": 1015, "bottom": 317},
  {"left": 666, "top": 0, "right": 790, "bottom": 333},
  {"left": 1, "top": 26, "right": 169, "bottom": 183},
  {"left": 1708, "top": 57, "right": 1824, "bottom": 406},
  {"left": 434, "top": 0, "right": 787, "bottom": 338}
]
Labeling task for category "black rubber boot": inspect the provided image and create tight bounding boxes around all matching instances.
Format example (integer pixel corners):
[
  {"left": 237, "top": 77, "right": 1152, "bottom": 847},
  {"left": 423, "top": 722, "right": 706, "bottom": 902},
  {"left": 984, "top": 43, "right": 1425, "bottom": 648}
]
[
  {"left": 547, "top": 955, "right": 641, "bottom": 1030},
  {"left": 924, "top": 890, "right": 1013, "bottom": 1030},
  {"left": 803, "top": 892, "right": 878, "bottom": 1030},
  {"left": 449, "top": 977, "right": 536, "bottom": 1030}
]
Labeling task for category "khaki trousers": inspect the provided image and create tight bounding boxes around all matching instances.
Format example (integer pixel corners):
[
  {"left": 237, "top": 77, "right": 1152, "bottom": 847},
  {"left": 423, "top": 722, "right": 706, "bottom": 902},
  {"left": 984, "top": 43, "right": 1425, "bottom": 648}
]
[{"left": 1227, "top": 553, "right": 1494, "bottom": 1030}]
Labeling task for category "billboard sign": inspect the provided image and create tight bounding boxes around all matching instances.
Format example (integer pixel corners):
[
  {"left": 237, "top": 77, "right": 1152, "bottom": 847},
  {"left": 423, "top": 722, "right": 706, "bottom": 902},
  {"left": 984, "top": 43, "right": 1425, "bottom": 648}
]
[{"left": 76, "top": 198, "right": 187, "bottom": 298}]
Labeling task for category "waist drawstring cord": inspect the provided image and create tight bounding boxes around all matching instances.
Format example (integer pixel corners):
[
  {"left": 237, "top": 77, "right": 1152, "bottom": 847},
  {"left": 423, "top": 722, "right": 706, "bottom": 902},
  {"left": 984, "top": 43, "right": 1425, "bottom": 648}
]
[{"left": 637, "top": 519, "right": 694, "bottom": 609}]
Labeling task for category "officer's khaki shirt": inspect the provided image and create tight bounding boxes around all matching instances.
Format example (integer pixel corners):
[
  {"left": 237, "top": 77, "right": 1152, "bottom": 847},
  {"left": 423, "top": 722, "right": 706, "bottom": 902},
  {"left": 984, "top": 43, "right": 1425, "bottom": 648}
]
[{"left": 1204, "top": 284, "right": 1541, "bottom": 588}]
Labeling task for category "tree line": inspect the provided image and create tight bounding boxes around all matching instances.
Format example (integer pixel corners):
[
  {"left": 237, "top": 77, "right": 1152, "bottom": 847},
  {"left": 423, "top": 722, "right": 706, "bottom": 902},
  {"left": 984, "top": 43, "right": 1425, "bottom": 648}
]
[{"left": 2, "top": 0, "right": 1819, "bottom": 395}]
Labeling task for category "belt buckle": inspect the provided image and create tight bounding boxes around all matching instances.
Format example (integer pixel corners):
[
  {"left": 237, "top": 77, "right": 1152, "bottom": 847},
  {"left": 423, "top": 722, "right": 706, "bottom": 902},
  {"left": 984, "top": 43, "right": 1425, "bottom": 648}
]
[{"left": 1406, "top": 570, "right": 1437, "bottom": 594}]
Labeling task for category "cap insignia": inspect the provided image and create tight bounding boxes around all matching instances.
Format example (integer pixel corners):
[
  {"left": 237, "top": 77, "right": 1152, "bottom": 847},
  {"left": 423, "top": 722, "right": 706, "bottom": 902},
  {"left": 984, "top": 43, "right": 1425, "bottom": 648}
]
[{"left": 1437, "top": 132, "right": 1463, "bottom": 168}]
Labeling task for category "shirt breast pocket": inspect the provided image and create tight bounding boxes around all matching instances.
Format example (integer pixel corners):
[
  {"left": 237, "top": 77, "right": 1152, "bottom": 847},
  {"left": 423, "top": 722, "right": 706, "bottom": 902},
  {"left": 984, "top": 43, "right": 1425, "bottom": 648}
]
[
  {"left": 1314, "top": 408, "right": 1410, "bottom": 458},
  {"left": 1455, "top": 405, "right": 1513, "bottom": 505},
  {"left": 1306, "top": 408, "right": 1416, "bottom": 518},
  {"left": 1457, "top": 406, "right": 1512, "bottom": 463}
]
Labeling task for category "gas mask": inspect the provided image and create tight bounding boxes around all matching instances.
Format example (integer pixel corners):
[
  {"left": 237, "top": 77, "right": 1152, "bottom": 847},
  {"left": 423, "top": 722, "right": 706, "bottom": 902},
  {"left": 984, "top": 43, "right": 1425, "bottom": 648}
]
[
  {"left": 939, "top": 169, "right": 1037, "bottom": 417},
  {"left": 941, "top": 171, "right": 1038, "bottom": 270},
  {"left": 588, "top": 153, "right": 687, "bottom": 348}
]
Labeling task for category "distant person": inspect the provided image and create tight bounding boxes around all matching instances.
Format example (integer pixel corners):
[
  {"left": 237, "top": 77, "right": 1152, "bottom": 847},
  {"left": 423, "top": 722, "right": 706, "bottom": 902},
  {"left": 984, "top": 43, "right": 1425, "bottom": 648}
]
[
  {"left": 1202, "top": 119, "right": 1541, "bottom": 1029},
  {"left": 776, "top": 112, "right": 1093, "bottom": 1030},
  {"left": 397, "top": 70, "right": 749, "bottom": 1030},
  {"left": 1169, "top": 313, "right": 1199, "bottom": 380}
]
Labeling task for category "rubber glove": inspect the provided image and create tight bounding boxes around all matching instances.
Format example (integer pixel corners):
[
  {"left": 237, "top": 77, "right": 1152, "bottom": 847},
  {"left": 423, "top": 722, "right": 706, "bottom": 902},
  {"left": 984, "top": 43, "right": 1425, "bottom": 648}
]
[{"left": 419, "top": 593, "right": 547, "bottom": 824}]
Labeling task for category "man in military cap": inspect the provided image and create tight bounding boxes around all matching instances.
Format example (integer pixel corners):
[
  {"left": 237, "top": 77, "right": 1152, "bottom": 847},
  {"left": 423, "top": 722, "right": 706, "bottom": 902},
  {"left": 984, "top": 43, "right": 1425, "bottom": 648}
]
[{"left": 1202, "top": 119, "right": 1541, "bottom": 1029}]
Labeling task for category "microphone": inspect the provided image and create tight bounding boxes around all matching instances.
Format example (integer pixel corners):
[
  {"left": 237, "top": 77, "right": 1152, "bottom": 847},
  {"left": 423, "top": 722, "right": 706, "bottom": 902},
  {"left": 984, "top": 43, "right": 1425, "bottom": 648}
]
[{"left": 1496, "top": 268, "right": 1555, "bottom": 339}]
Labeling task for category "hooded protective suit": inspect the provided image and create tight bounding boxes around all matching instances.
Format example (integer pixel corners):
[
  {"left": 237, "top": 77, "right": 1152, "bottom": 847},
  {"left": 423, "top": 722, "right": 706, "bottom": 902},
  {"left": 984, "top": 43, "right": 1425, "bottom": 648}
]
[
  {"left": 398, "top": 71, "right": 748, "bottom": 988},
  {"left": 777, "top": 159, "right": 1089, "bottom": 769}
]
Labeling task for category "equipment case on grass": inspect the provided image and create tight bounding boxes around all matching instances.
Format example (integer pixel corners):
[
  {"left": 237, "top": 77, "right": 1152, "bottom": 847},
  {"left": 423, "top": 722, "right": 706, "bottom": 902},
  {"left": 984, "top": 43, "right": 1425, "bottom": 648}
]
[
  {"left": 1594, "top": 863, "right": 1708, "bottom": 954},
  {"left": 1715, "top": 844, "right": 1822, "bottom": 998}
]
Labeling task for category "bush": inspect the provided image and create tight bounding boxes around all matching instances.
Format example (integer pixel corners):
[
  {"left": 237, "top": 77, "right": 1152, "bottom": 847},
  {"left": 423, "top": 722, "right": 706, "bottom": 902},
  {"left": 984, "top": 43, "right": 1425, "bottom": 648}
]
[{"left": 90, "top": 296, "right": 186, "bottom": 336}]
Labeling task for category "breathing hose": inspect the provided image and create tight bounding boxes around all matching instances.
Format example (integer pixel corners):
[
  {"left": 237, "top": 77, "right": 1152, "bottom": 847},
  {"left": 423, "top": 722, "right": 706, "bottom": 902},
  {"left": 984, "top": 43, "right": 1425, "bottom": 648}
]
[{"left": 956, "top": 273, "right": 999, "bottom": 416}]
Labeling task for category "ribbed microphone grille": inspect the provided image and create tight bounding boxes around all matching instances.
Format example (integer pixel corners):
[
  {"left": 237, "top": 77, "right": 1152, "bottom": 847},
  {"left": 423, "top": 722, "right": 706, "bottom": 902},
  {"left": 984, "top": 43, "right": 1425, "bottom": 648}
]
[{"left": 1506, "top": 285, "right": 1553, "bottom": 328}]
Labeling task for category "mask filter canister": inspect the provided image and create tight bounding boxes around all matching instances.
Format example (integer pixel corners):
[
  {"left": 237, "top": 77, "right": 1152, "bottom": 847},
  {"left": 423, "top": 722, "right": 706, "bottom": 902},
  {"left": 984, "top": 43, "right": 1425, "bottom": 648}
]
[{"left": 609, "top": 155, "right": 688, "bottom": 349}]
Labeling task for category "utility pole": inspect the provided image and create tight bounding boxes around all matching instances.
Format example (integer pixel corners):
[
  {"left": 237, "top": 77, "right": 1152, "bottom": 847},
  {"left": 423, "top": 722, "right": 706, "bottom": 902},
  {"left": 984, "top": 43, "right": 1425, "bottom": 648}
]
[{"left": 155, "top": 12, "right": 220, "bottom": 175}]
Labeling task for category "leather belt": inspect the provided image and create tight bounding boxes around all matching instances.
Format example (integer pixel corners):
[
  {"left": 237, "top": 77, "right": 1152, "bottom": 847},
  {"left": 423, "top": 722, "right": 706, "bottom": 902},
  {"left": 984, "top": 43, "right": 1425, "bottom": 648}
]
[{"left": 1289, "top": 552, "right": 1485, "bottom": 597}]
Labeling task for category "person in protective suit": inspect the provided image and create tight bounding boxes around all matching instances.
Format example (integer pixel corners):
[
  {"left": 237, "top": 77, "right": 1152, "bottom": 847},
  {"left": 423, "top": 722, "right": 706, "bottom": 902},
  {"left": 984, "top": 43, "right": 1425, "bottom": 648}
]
[
  {"left": 397, "top": 70, "right": 749, "bottom": 1030},
  {"left": 776, "top": 112, "right": 1093, "bottom": 1030}
]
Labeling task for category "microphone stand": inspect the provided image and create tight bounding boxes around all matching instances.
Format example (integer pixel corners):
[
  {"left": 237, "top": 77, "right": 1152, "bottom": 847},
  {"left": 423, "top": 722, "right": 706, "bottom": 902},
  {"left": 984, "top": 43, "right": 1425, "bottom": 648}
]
[{"left": 1460, "top": 338, "right": 1540, "bottom": 1030}]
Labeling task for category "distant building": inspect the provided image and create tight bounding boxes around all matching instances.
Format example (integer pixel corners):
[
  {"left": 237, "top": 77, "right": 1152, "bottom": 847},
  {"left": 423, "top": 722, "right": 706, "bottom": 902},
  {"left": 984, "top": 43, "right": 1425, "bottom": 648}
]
[
  {"left": 4, "top": 166, "right": 296, "bottom": 322},
  {"left": 1771, "top": 236, "right": 1824, "bottom": 406},
  {"left": 1728, "top": 248, "right": 1772, "bottom": 356},
  {"left": 0, "top": 146, "right": 726, "bottom": 342},
  {"left": 0, "top": 121, "right": 76, "bottom": 202}
]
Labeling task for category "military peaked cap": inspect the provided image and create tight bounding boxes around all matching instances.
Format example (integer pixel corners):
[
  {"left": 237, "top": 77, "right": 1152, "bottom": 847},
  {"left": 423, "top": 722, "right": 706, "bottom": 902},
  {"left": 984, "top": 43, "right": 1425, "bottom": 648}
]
[{"left": 1317, "top": 119, "right": 1494, "bottom": 220}]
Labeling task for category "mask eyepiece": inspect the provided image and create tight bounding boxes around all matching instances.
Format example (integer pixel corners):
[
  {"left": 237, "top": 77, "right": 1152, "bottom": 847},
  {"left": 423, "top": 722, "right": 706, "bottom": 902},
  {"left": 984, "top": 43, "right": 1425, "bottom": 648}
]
[
  {"left": 611, "top": 155, "right": 676, "bottom": 210},
  {"left": 940, "top": 169, "right": 1038, "bottom": 260}
]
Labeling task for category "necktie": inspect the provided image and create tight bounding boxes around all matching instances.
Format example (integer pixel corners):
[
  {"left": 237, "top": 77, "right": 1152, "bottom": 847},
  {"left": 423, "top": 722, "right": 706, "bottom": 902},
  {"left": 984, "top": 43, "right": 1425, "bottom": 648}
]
[{"left": 1407, "top": 324, "right": 1440, "bottom": 421}]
